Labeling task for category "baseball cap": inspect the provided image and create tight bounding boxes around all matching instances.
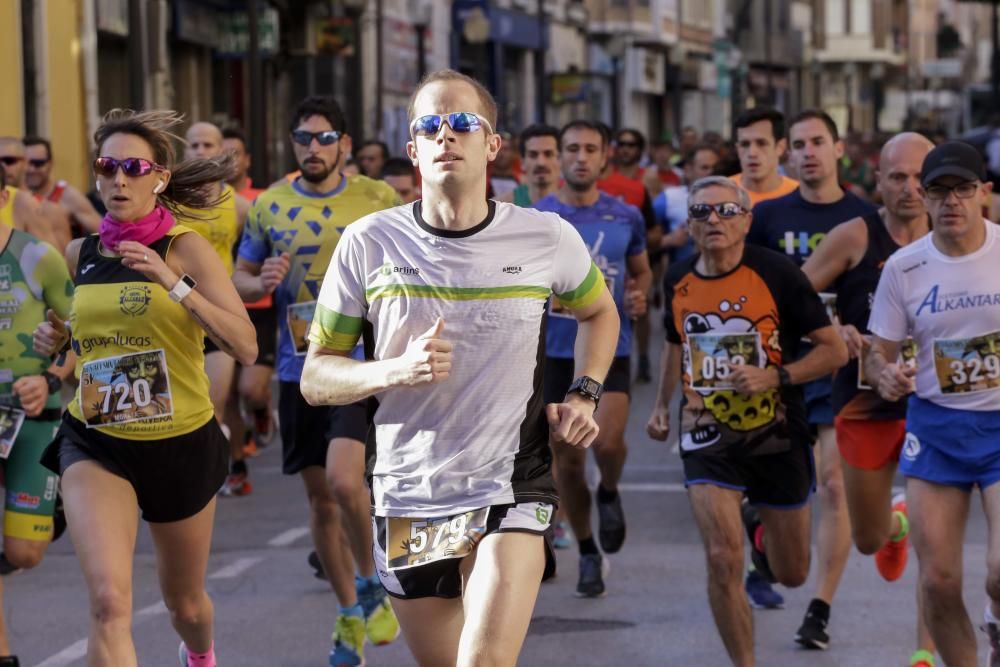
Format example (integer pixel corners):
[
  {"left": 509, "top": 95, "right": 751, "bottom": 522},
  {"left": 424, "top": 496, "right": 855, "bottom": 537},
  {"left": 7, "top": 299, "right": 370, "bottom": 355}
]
[{"left": 921, "top": 141, "right": 987, "bottom": 187}]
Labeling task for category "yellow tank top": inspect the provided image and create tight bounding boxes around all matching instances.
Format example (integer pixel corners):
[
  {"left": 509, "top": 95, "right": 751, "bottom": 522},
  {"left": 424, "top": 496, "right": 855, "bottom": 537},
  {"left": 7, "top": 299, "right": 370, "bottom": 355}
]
[
  {"left": 0, "top": 186, "right": 17, "bottom": 228},
  {"left": 67, "top": 227, "right": 214, "bottom": 440},
  {"left": 175, "top": 184, "right": 239, "bottom": 273}
]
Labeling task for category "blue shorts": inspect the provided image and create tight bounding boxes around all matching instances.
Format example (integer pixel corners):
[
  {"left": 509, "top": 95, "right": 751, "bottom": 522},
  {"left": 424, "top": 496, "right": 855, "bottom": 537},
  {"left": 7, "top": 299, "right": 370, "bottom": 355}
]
[
  {"left": 804, "top": 377, "right": 833, "bottom": 426},
  {"left": 901, "top": 395, "right": 1000, "bottom": 491}
]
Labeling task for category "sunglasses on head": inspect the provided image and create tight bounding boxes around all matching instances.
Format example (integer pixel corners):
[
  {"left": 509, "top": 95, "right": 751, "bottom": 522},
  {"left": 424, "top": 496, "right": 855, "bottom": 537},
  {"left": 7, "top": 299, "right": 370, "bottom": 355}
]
[
  {"left": 410, "top": 112, "right": 494, "bottom": 138},
  {"left": 688, "top": 202, "right": 746, "bottom": 221},
  {"left": 27, "top": 158, "right": 49, "bottom": 168},
  {"left": 93, "top": 157, "right": 165, "bottom": 178},
  {"left": 290, "top": 130, "right": 342, "bottom": 147},
  {"left": 0, "top": 156, "right": 23, "bottom": 166}
]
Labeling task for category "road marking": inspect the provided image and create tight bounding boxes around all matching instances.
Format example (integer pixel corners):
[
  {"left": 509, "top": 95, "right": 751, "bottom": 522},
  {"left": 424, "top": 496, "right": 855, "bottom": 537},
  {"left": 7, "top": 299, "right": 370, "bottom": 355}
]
[
  {"left": 208, "top": 556, "right": 264, "bottom": 580},
  {"left": 34, "top": 639, "right": 88, "bottom": 667},
  {"left": 267, "top": 526, "right": 310, "bottom": 547},
  {"left": 135, "top": 600, "right": 167, "bottom": 618},
  {"left": 618, "top": 482, "right": 687, "bottom": 493}
]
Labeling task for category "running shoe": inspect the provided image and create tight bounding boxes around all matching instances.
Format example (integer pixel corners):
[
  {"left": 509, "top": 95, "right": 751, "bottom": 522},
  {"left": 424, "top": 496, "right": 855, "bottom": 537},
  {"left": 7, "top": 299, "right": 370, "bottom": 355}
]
[
  {"left": 309, "top": 550, "right": 327, "bottom": 580},
  {"left": 358, "top": 578, "right": 399, "bottom": 645},
  {"left": 908, "top": 648, "right": 935, "bottom": 666},
  {"left": 0, "top": 655, "right": 19, "bottom": 666},
  {"left": 745, "top": 569, "right": 784, "bottom": 609},
  {"left": 253, "top": 407, "right": 278, "bottom": 448},
  {"left": 242, "top": 433, "right": 259, "bottom": 458},
  {"left": 636, "top": 355, "right": 652, "bottom": 384},
  {"left": 177, "top": 642, "right": 215, "bottom": 667},
  {"left": 794, "top": 608, "right": 830, "bottom": 650},
  {"left": 596, "top": 491, "right": 626, "bottom": 554},
  {"left": 876, "top": 493, "right": 909, "bottom": 582},
  {"left": 552, "top": 520, "right": 572, "bottom": 550},
  {"left": 330, "top": 614, "right": 366, "bottom": 667},
  {"left": 741, "top": 501, "right": 775, "bottom": 583},
  {"left": 985, "top": 617, "right": 1000, "bottom": 667},
  {"left": 218, "top": 471, "right": 252, "bottom": 497},
  {"left": 575, "top": 553, "right": 608, "bottom": 598}
]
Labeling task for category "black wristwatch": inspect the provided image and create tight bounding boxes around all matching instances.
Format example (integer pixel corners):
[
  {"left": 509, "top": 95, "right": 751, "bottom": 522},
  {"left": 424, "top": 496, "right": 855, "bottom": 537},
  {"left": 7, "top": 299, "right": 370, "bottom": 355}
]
[
  {"left": 41, "top": 370, "right": 62, "bottom": 395},
  {"left": 566, "top": 376, "right": 604, "bottom": 408},
  {"left": 776, "top": 366, "right": 792, "bottom": 389}
]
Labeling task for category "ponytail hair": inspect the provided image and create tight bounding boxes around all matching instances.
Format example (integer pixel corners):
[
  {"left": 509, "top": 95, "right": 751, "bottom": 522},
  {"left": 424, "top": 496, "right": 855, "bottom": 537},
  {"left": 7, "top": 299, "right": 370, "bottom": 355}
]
[{"left": 94, "top": 109, "right": 235, "bottom": 218}]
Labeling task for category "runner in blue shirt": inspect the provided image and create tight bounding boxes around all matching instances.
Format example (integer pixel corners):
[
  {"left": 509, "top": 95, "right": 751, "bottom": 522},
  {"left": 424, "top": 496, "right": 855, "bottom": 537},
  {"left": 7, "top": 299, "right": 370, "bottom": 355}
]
[{"left": 535, "top": 120, "right": 652, "bottom": 598}]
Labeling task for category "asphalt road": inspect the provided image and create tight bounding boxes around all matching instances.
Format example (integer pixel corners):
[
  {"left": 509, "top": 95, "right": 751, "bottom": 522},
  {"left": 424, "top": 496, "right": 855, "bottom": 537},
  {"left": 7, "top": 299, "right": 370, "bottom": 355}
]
[{"left": 8, "top": 335, "right": 996, "bottom": 667}]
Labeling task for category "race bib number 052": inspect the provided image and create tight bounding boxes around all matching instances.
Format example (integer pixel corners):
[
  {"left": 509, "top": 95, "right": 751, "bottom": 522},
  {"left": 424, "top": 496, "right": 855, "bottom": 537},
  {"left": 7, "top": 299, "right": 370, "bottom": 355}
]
[
  {"left": 687, "top": 332, "right": 763, "bottom": 391},
  {"left": 80, "top": 349, "right": 173, "bottom": 428},
  {"left": 287, "top": 301, "right": 317, "bottom": 357},
  {"left": 386, "top": 508, "right": 489, "bottom": 571},
  {"left": 934, "top": 331, "right": 1000, "bottom": 394}
]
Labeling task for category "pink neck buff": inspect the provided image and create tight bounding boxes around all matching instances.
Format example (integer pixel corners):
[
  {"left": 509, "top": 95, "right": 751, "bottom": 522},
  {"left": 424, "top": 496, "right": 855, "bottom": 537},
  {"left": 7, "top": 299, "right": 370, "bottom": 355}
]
[{"left": 99, "top": 205, "right": 175, "bottom": 252}]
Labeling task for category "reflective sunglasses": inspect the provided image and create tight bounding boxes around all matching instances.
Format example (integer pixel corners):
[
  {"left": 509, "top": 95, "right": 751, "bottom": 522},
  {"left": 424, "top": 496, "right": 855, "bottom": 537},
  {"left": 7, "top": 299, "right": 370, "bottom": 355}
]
[
  {"left": 925, "top": 181, "right": 979, "bottom": 201},
  {"left": 93, "top": 156, "right": 165, "bottom": 178},
  {"left": 27, "top": 158, "right": 49, "bottom": 168},
  {"left": 0, "top": 156, "right": 23, "bottom": 166},
  {"left": 410, "top": 112, "right": 494, "bottom": 138},
  {"left": 688, "top": 202, "right": 747, "bottom": 221},
  {"left": 290, "top": 130, "right": 342, "bottom": 147}
]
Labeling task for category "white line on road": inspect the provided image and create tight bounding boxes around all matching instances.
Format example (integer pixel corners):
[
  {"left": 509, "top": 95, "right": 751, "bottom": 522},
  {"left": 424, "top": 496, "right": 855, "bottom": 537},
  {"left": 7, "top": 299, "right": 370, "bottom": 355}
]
[
  {"left": 208, "top": 556, "right": 264, "bottom": 580},
  {"left": 135, "top": 600, "right": 167, "bottom": 618},
  {"left": 618, "top": 482, "right": 687, "bottom": 493},
  {"left": 267, "top": 526, "right": 310, "bottom": 547},
  {"left": 34, "top": 639, "right": 88, "bottom": 667}
]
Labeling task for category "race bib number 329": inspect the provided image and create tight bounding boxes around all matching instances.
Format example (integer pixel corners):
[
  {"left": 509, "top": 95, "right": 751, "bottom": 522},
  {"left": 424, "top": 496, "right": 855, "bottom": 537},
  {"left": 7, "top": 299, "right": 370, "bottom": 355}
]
[
  {"left": 386, "top": 508, "right": 489, "bottom": 571},
  {"left": 934, "top": 331, "right": 1000, "bottom": 394},
  {"left": 80, "top": 349, "right": 173, "bottom": 428}
]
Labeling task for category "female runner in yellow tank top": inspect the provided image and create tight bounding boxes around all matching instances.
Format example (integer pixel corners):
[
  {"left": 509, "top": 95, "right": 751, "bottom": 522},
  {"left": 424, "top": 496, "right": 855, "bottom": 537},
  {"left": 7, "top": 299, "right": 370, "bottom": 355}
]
[{"left": 32, "top": 109, "right": 256, "bottom": 667}]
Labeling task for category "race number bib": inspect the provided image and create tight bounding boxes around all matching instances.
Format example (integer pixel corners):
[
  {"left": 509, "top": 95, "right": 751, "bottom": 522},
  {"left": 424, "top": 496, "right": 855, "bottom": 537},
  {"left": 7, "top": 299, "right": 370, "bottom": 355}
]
[
  {"left": 858, "top": 337, "right": 918, "bottom": 390},
  {"left": 287, "top": 301, "right": 317, "bottom": 357},
  {"left": 80, "top": 350, "right": 173, "bottom": 428},
  {"left": 933, "top": 331, "right": 1000, "bottom": 394},
  {"left": 687, "top": 332, "right": 763, "bottom": 391},
  {"left": 0, "top": 406, "right": 25, "bottom": 459},
  {"left": 386, "top": 508, "right": 489, "bottom": 571}
]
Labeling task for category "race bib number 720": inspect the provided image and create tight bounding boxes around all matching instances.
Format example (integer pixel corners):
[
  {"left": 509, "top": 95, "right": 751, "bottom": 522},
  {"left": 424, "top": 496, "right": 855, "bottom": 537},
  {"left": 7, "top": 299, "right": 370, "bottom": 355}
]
[
  {"left": 934, "top": 331, "right": 1000, "bottom": 394},
  {"left": 386, "top": 508, "right": 489, "bottom": 571},
  {"left": 80, "top": 349, "right": 173, "bottom": 428}
]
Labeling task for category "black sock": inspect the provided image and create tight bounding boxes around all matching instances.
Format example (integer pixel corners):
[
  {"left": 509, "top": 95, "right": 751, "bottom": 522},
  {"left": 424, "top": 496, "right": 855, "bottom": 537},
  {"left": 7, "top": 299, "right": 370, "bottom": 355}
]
[
  {"left": 230, "top": 459, "right": 248, "bottom": 475},
  {"left": 578, "top": 536, "right": 599, "bottom": 556},
  {"left": 807, "top": 598, "right": 830, "bottom": 621},
  {"left": 596, "top": 484, "right": 618, "bottom": 503},
  {"left": 0, "top": 656, "right": 20, "bottom": 667}
]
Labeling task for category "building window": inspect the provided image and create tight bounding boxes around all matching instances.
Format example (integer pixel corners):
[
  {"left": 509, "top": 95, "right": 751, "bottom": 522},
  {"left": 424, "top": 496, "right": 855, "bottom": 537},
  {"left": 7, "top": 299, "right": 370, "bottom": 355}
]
[
  {"left": 851, "top": 0, "right": 871, "bottom": 35},
  {"left": 826, "top": 0, "right": 845, "bottom": 35}
]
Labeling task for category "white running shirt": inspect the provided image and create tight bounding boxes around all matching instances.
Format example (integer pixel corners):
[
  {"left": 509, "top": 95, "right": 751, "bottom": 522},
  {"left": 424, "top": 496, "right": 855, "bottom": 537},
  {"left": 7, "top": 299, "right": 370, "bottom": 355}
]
[
  {"left": 309, "top": 200, "right": 605, "bottom": 517},
  {"left": 869, "top": 219, "right": 1000, "bottom": 411}
]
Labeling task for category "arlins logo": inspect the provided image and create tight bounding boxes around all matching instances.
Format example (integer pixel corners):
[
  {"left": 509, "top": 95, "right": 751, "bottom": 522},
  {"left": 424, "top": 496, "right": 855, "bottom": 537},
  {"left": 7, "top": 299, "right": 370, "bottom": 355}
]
[{"left": 380, "top": 262, "right": 419, "bottom": 276}]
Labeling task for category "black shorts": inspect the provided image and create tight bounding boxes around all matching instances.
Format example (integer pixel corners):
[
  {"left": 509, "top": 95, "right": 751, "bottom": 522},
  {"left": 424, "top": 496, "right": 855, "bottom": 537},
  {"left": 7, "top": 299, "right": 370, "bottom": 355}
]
[
  {"left": 278, "top": 381, "right": 370, "bottom": 475},
  {"left": 247, "top": 302, "right": 277, "bottom": 367},
  {"left": 40, "top": 413, "right": 228, "bottom": 523},
  {"left": 372, "top": 502, "right": 554, "bottom": 600},
  {"left": 682, "top": 441, "right": 816, "bottom": 508},
  {"left": 543, "top": 356, "right": 631, "bottom": 405}
]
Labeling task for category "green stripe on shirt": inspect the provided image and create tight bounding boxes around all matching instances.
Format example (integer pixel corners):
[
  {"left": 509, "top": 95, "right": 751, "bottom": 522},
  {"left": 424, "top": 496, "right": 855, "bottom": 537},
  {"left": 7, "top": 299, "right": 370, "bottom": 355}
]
[
  {"left": 555, "top": 262, "right": 604, "bottom": 310},
  {"left": 308, "top": 303, "right": 363, "bottom": 351},
  {"left": 366, "top": 284, "right": 551, "bottom": 302}
]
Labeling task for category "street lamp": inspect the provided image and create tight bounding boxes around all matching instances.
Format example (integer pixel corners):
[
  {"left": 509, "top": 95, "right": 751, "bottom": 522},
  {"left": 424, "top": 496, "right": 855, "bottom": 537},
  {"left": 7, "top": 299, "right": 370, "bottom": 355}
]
[{"left": 408, "top": 0, "right": 433, "bottom": 80}]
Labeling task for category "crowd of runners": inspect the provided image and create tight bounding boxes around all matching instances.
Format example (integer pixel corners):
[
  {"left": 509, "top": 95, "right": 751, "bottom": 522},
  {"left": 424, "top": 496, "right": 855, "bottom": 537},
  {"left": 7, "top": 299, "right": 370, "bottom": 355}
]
[{"left": 0, "top": 67, "right": 994, "bottom": 667}]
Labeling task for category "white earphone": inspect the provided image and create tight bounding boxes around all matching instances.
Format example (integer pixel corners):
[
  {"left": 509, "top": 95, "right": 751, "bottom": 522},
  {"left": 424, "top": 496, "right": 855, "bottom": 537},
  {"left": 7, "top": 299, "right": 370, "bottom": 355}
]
[
  {"left": 153, "top": 181, "right": 165, "bottom": 194},
  {"left": 95, "top": 181, "right": 101, "bottom": 192}
]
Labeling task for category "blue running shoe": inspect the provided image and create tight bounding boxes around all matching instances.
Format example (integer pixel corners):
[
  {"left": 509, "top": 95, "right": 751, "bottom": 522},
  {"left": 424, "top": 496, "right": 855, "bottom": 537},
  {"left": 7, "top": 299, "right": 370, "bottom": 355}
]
[
  {"left": 552, "top": 520, "right": 572, "bottom": 550},
  {"left": 330, "top": 613, "right": 366, "bottom": 667},
  {"left": 745, "top": 569, "right": 784, "bottom": 609}
]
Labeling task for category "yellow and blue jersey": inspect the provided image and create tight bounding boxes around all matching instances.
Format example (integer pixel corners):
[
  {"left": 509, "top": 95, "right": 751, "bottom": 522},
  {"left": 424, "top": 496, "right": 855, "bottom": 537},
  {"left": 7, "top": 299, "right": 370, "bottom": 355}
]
[{"left": 238, "top": 175, "right": 398, "bottom": 382}]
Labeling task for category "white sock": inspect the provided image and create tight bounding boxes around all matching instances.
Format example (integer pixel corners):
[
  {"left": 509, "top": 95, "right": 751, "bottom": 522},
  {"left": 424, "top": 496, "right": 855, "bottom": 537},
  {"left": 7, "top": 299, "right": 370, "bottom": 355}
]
[{"left": 985, "top": 602, "right": 1000, "bottom": 625}]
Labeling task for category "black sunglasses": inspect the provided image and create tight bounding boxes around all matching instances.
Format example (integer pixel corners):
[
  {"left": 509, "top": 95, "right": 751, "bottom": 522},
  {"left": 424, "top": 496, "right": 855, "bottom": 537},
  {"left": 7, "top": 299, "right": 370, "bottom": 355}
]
[
  {"left": 291, "top": 130, "right": 342, "bottom": 147},
  {"left": 0, "top": 156, "right": 23, "bottom": 166},
  {"left": 27, "top": 158, "right": 49, "bottom": 168},
  {"left": 688, "top": 202, "right": 747, "bottom": 221}
]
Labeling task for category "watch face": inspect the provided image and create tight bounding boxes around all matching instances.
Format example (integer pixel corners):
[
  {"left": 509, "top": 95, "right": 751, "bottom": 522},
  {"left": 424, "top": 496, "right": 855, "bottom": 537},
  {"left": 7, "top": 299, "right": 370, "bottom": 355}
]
[
  {"left": 582, "top": 378, "right": 600, "bottom": 394},
  {"left": 181, "top": 274, "right": 197, "bottom": 289}
]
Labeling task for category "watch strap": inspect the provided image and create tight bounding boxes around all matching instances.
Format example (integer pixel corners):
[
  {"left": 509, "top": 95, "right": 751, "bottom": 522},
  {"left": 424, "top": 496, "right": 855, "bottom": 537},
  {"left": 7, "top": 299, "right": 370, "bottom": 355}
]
[{"left": 168, "top": 274, "right": 196, "bottom": 302}]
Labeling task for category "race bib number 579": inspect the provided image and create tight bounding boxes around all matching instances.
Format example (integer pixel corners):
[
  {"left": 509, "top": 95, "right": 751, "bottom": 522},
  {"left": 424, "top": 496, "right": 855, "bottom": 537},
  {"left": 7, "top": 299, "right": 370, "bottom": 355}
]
[
  {"left": 386, "top": 508, "right": 489, "bottom": 571},
  {"left": 934, "top": 331, "right": 1000, "bottom": 394},
  {"left": 80, "top": 350, "right": 173, "bottom": 428}
]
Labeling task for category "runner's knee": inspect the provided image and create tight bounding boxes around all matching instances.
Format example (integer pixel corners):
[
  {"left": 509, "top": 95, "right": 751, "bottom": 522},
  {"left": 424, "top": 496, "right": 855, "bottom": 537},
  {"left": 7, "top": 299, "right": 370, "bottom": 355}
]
[
  {"left": 852, "top": 524, "right": 887, "bottom": 555},
  {"left": 239, "top": 376, "right": 270, "bottom": 407},
  {"left": 308, "top": 493, "right": 339, "bottom": 524},
  {"left": 163, "top": 590, "right": 209, "bottom": 627},
  {"left": 920, "top": 565, "right": 963, "bottom": 603},
  {"left": 90, "top": 582, "right": 132, "bottom": 628},
  {"left": 705, "top": 546, "right": 743, "bottom": 586},
  {"left": 328, "top": 466, "right": 364, "bottom": 503},
  {"left": 3, "top": 540, "right": 45, "bottom": 569}
]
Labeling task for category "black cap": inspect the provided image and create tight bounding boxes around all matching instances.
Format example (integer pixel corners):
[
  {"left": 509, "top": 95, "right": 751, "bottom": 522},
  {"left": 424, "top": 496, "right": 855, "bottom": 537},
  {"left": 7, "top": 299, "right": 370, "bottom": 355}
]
[{"left": 921, "top": 141, "right": 987, "bottom": 186}]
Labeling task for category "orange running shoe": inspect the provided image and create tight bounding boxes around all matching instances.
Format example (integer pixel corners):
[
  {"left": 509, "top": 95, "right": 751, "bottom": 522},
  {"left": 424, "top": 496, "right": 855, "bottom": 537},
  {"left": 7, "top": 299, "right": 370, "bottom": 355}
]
[
  {"left": 876, "top": 493, "right": 909, "bottom": 582},
  {"left": 242, "top": 434, "right": 260, "bottom": 458}
]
